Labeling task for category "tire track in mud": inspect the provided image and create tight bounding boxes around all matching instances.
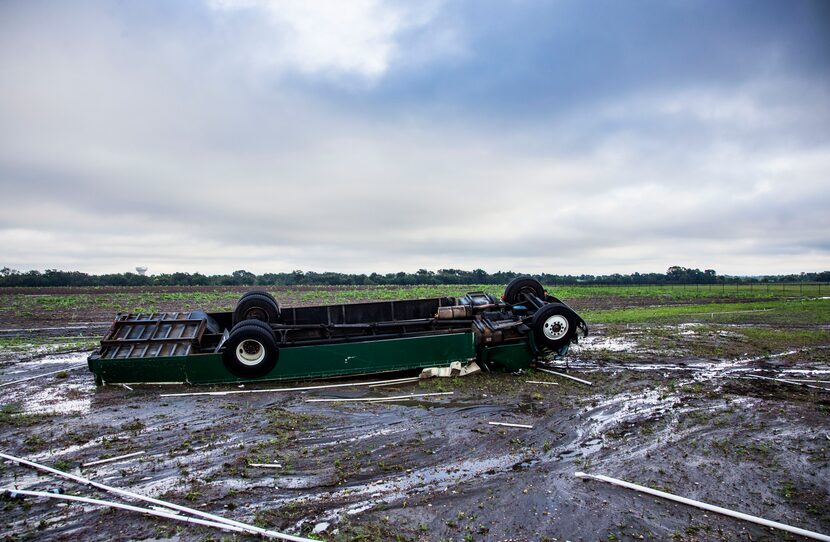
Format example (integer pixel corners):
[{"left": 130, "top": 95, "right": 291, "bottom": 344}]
[{"left": 2, "top": 324, "right": 829, "bottom": 540}]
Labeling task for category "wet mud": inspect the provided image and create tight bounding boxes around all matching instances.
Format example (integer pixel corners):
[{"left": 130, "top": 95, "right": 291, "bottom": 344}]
[{"left": 1, "top": 299, "right": 829, "bottom": 541}]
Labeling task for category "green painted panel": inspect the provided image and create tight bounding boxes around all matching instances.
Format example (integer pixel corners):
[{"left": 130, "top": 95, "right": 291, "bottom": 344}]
[
  {"left": 87, "top": 354, "right": 187, "bottom": 384},
  {"left": 186, "top": 332, "right": 477, "bottom": 385},
  {"left": 481, "top": 341, "right": 536, "bottom": 371},
  {"left": 89, "top": 332, "right": 479, "bottom": 385}
]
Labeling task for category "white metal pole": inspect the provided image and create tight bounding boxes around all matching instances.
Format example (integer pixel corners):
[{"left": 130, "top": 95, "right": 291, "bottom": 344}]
[
  {"left": 160, "top": 375, "right": 424, "bottom": 397},
  {"left": 305, "top": 391, "right": 453, "bottom": 403},
  {"left": 488, "top": 422, "right": 533, "bottom": 429},
  {"left": 744, "top": 374, "right": 830, "bottom": 393},
  {"left": 81, "top": 451, "right": 146, "bottom": 468},
  {"left": 536, "top": 368, "right": 592, "bottom": 386},
  {"left": 575, "top": 471, "right": 830, "bottom": 542},
  {"left": 3, "top": 488, "right": 251, "bottom": 536},
  {"left": 0, "top": 452, "right": 315, "bottom": 542}
]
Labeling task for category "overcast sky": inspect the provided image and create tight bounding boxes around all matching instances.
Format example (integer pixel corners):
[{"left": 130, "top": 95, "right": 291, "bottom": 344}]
[{"left": 1, "top": 0, "right": 828, "bottom": 276}]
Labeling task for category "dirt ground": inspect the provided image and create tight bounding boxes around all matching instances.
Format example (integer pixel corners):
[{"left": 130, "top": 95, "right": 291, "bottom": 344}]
[{"left": 1, "top": 289, "right": 828, "bottom": 542}]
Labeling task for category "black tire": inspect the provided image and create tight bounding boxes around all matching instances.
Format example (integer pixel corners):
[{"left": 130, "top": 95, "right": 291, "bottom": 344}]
[
  {"left": 222, "top": 320, "right": 279, "bottom": 378},
  {"left": 531, "top": 303, "right": 576, "bottom": 351},
  {"left": 503, "top": 277, "right": 545, "bottom": 305},
  {"left": 233, "top": 292, "right": 281, "bottom": 325},
  {"left": 238, "top": 289, "right": 278, "bottom": 305}
]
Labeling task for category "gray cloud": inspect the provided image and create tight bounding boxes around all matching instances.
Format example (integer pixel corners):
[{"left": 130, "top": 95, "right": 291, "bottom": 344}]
[{"left": 0, "top": 0, "right": 828, "bottom": 276}]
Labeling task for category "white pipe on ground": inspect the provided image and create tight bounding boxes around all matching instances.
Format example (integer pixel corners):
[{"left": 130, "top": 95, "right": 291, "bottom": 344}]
[
  {"left": 488, "top": 421, "right": 533, "bottom": 429},
  {"left": 744, "top": 374, "right": 830, "bottom": 393},
  {"left": 3, "top": 488, "right": 251, "bottom": 536},
  {"left": 368, "top": 377, "right": 421, "bottom": 388},
  {"left": 575, "top": 471, "right": 830, "bottom": 542},
  {"left": 82, "top": 451, "right": 145, "bottom": 468},
  {"left": 536, "top": 368, "right": 592, "bottom": 386},
  {"left": 0, "top": 451, "right": 314, "bottom": 542},
  {"left": 305, "top": 391, "right": 453, "bottom": 403},
  {"left": 160, "top": 376, "right": 424, "bottom": 397}
]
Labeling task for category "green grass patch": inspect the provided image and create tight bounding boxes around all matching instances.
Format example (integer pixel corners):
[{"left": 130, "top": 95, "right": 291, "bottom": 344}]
[
  {"left": 547, "top": 283, "right": 828, "bottom": 300},
  {"left": 1, "top": 283, "right": 827, "bottom": 316},
  {"left": 0, "top": 336, "right": 98, "bottom": 354},
  {"left": 0, "top": 403, "right": 54, "bottom": 428},
  {"left": 582, "top": 298, "right": 830, "bottom": 325}
]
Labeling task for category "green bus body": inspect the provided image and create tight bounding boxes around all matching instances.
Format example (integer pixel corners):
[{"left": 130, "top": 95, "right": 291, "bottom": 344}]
[
  {"left": 87, "top": 332, "right": 537, "bottom": 385},
  {"left": 87, "top": 283, "right": 585, "bottom": 386}
]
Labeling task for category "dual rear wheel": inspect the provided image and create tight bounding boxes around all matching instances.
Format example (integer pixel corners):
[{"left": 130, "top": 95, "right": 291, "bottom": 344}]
[{"left": 223, "top": 292, "right": 281, "bottom": 378}]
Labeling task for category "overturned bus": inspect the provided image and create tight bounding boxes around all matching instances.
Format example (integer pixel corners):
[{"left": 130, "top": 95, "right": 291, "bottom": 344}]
[{"left": 87, "top": 277, "right": 587, "bottom": 386}]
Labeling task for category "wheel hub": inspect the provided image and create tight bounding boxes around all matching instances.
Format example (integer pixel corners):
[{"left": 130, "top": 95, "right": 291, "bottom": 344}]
[
  {"left": 236, "top": 339, "right": 265, "bottom": 366},
  {"left": 245, "top": 307, "right": 268, "bottom": 321},
  {"left": 542, "top": 314, "right": 569, "bottom": 340}
]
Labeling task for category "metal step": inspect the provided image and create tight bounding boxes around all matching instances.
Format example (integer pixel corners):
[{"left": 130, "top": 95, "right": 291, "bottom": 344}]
[{"left": 99, "top": 312, "right": 208, "bottom": 359}]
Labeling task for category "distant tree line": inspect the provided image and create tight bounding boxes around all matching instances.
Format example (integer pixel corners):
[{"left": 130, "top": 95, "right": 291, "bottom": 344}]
[{"left": 1, "top": 266, "right": 829, "bottom": 288}]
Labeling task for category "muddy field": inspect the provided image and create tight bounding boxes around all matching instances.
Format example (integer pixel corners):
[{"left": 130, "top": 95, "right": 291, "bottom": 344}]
[{"left": 1, "top": 287, "right": 829, "bottom": 541}]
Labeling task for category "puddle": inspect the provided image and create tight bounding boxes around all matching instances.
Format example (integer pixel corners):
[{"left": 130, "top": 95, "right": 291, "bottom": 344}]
[
  {"left": 1, "top": 352, "right": 89, "bottom": 373},
  {"left": 572, "top": 336, "right": 638, "bottom": 352},
  {"left": 21, "top": 382, "right": 92, "bottom": 415}
]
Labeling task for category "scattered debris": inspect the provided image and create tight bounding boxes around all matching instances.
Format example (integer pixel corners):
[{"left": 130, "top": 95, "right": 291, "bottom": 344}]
[
  {"left": 575, "top": 471, "right": 830, "bottom": 542},
  {"left": 0, "top": 452, "right": 313, "bottom": 541},
  {"left": 248, "top": 463, "right": 282, "bottom": 469},
  {"left": 306, "top": 392, "right": 454, "bottom": 403},
  {"left": 82, "top": 451, "right": 146, "bottom": 468},
  {"left": 419, "top": 361, "right": 481, "bottom": 379},
  {"left": 488, "top": 421, "right": 533, "bottom": 429},
  {"left": 1, "top": 489, "right": 256, "bottom": 537},
  {"left": 536, "top": 368, "right": 592, "bottom": 386}
]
